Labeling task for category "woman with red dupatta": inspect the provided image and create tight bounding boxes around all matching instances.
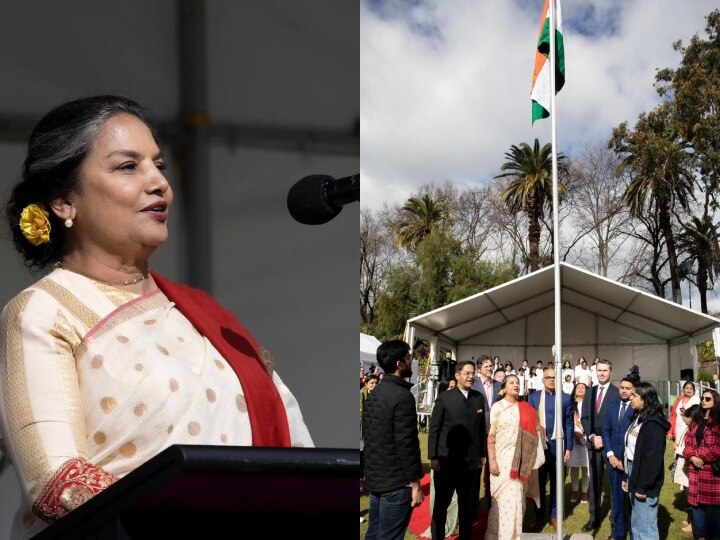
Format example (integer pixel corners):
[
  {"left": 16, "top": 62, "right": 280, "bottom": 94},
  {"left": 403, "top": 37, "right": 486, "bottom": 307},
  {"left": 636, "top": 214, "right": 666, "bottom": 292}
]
[
  {"left": 486, "top": 374, "right": 543, "bottom": 540},
  {"left": 0, "top": 96, "right": 312, "bottom": 540}
]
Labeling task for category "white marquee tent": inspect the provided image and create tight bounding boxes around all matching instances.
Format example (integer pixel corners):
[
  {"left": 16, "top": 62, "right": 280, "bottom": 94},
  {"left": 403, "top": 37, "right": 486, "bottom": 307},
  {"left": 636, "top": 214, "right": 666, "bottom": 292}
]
[
  {"left": 360, "top": 332, "right": 381, "bottom": 371},
  {"left": 405, "top": 263, "right": 720, "bottom": 387}
]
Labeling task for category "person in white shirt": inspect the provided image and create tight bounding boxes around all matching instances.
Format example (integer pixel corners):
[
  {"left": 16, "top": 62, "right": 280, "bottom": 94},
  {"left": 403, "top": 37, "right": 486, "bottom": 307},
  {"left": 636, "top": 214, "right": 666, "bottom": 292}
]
[
  {"left": 517, "top": 367, "right": 528, "bottom": 400},
  {"left": 590, "top": 357, "right": 600, "bottom": 387},
  {"left": 562, "top": 374, "right": 575, "bottom": 395},
  {"left": 575, "top": 357, "right": 592, "bottom": 387},
  {"left": 562, "top": 360, "right": 574, "bottom": 383}
]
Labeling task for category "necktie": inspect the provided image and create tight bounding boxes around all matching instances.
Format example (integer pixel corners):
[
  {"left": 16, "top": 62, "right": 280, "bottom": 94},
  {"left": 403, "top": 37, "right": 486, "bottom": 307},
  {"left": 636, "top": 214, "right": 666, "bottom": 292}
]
[
  {"left": 595, "top": 386, "right": 604, "bottom": 414},
  {"left": 618, "top": 402, "right": 626, "bottom": 423}
]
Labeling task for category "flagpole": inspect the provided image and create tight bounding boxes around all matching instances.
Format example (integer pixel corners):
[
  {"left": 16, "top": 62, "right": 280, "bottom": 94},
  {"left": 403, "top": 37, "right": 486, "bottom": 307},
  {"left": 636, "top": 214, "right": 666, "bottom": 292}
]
[{"left": 548, "top": 0, "right": 563, "bottom": 538}]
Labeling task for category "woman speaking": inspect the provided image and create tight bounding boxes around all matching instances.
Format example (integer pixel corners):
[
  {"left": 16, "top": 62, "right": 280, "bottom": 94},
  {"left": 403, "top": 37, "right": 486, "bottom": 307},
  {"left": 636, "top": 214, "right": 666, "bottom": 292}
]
[{"left": 0, "top": 95, "right": 312, "bottom": 538}]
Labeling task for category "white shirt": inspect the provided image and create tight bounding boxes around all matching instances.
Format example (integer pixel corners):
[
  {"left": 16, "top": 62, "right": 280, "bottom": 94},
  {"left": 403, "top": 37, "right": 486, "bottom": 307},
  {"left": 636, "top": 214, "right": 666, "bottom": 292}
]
[{"left": 624, "top": 418, "right": 642, "bottom": 461}]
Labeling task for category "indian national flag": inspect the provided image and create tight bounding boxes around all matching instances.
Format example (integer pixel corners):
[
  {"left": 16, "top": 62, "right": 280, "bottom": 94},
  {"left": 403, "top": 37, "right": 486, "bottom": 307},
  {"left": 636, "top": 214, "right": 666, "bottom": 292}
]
[{"left": 531, "top": 0, "right": 565, "bottom": 124}]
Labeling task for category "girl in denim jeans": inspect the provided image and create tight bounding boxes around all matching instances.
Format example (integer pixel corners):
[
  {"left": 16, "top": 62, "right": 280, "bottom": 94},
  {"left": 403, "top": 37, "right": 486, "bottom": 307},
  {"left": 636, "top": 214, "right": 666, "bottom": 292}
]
[{"left": 621, "top": 382, "right": 670, "bottom": 540}]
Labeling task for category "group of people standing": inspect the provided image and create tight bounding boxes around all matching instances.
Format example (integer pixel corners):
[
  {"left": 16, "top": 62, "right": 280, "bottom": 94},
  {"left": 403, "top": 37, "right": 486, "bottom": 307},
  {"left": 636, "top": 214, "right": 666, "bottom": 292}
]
[{"left": 362, "top": 343, "right": 720, "bottom": 540}]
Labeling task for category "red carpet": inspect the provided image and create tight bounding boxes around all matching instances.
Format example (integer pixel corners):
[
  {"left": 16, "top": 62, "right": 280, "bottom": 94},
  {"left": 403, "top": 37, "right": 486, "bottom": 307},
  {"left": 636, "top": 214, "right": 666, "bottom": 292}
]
[{"left": 408, "top": 473, "right": 488, "bottom": 539}]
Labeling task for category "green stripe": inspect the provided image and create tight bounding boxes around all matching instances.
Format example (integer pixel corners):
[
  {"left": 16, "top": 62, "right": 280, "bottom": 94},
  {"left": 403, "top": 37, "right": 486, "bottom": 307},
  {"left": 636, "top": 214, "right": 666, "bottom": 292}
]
[
  {"left": 532, "top": 100, "right": 549, "bottom": 125},
  {"left": 537, "top": 19, "right": 565, "bottom": 92}
]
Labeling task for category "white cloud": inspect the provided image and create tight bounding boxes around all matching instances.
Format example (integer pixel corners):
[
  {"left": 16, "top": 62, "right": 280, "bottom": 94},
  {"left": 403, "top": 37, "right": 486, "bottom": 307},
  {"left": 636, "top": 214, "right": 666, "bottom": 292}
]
[{"left": 361, "top": 0, "right": 718, "bottom": 210}]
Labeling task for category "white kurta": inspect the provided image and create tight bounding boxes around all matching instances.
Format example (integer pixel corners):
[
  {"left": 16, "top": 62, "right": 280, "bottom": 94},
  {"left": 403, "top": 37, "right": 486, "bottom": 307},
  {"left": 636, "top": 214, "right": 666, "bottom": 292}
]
[{"left": 0, "top": 268, "right": 312, "bottom": 538}]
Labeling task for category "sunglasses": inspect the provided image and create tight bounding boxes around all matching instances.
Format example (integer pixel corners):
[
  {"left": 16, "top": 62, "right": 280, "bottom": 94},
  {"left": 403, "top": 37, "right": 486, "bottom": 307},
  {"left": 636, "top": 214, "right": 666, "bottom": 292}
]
[{"left": 702, "top": 396, "right": 714, "bottom": 402}]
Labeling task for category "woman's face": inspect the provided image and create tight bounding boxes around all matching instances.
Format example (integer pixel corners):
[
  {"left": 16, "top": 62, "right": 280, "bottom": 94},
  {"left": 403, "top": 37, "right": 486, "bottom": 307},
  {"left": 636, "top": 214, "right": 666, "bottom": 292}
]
[
  {"left": 629, "top": 390, "right": 645, "bottom": 411},
  {"left": 683, "top": 383, "right": 695, "bottom": 398},
  {"left": 701, "top": 392, "right": 715, "bottom": 412},
  {"left": 504, "top": 376, "right": 519, "bottom": 398},
  {"left": 62, "top": 114, "right": 172, "bottom": 260},
  {"left": 575, "top": 384, "right": 586, "bottom": 400}
]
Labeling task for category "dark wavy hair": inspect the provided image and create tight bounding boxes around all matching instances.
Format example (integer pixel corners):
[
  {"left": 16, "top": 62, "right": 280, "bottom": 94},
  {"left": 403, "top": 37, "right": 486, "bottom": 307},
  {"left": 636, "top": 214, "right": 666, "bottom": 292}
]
[
  {"left": 437, "top": 377, "right": 454, "bottom": 394},
  {"left": 6, "top": 95, "right": 158, "bottom": 269},
  {"left": 631, "top": 381, "right": 663, "bottom": 423},
  {"left": 694, "top": 388, "right": 720, "bottom": 425},
  {"left": 570, "top": 382, "right": 588, "bottom": 402}
]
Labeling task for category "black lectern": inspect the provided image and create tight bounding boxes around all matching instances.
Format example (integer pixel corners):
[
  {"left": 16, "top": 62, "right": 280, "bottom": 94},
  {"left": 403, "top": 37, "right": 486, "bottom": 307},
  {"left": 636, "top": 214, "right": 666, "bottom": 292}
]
[{"left": 31, "top": 445, "right": 359, "bottom": 539}]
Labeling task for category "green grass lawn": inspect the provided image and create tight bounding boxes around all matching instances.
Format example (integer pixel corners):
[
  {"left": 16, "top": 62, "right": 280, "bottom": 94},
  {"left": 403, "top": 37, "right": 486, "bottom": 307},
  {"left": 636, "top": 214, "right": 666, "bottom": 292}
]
[{"left": 360, "top": 431, "right": 690, "bottom": 538}]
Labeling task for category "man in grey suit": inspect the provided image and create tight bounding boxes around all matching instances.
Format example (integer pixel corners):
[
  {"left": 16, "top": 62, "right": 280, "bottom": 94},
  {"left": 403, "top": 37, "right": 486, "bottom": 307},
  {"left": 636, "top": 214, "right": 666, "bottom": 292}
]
[
  {"left": 470, "top": 356, "right": 501, "bottom": 510},
  {"left": 580, "top": 358, "right": 619, "bottom": 532}
]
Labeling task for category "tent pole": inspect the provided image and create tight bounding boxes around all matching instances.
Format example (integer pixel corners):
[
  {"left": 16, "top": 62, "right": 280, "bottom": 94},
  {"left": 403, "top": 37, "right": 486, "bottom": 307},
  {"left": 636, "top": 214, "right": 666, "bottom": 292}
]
[
  {"left": 177, "top": 0, "right": 212, "bottom": 291},
  {"left": 548, "top": 0, "right": 564, "bottom": 536}
]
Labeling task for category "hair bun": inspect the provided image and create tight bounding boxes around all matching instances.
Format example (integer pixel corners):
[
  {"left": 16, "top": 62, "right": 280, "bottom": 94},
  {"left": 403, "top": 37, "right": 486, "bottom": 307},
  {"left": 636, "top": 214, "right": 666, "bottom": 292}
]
[{"left": 625, "top": 365, "right": 640, "bottom": 383}]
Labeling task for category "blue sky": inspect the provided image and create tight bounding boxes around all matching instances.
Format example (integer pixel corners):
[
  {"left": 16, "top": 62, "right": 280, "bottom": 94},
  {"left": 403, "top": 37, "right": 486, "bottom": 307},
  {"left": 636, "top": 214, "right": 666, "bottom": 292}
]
[{"left": 361, "top": 0, "right": 720, "bottom": 310}]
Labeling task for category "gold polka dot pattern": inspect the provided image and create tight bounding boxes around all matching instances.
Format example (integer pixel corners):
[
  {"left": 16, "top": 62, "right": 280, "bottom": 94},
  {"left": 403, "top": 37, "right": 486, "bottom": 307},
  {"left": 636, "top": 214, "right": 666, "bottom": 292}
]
[
  {"left": 188, "top": 421, "right": 201, "bottom": 436},
  {"left": 206, "top": 388, "right": 216, "bottom": 402},
  {"left": 93, "top": 431, "right": 107, "bottom": 445},
  {"left": 100, "top": 396, "right": 117, "bottom": 413},
  {"left": 91, "top": 355, "right": 103, "bottom": 369},
  {"left": 235, "top": 394, "right": 247, "bottom": 412},
  {"left": 117, "top": 335, "right": 129, "bottom": 343},
  {"left": 169, "top": 379, "right": 179, "bottom": 392},
  {"left": 134, "top": 402, "right": 147, "bottom": 416},
  {"left": 119, "top": 442, "right": 137, "bottom": 458}
]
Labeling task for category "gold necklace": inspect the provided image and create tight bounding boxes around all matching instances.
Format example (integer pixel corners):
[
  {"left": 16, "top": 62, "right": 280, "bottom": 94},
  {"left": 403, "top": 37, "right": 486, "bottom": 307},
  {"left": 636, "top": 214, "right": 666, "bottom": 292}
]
[{"left": 53, "top": 262, "right": 150, "bottom": 287}]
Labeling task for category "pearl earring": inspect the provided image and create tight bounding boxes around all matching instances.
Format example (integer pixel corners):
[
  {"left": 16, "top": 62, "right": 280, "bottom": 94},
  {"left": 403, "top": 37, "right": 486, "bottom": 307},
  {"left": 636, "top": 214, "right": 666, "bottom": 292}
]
[{"left": 64, "top": 218, "right": 73, "bottom": 228}]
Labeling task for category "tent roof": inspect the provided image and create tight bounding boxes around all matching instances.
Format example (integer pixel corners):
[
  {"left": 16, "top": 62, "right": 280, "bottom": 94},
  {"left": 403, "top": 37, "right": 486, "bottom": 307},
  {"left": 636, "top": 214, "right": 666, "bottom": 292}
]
[
  {"left": 407, "top": 263, "right": 720, "bottom": 345},
  {"left": 361, "top": 333, "right": 381, "bottom": 366}
]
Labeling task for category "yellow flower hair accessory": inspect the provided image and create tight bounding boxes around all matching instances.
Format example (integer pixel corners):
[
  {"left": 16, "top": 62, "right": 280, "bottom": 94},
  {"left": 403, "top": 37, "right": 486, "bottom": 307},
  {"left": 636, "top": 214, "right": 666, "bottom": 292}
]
[{"left": 19, "top": 203, "right": 52, "bottom": 246}]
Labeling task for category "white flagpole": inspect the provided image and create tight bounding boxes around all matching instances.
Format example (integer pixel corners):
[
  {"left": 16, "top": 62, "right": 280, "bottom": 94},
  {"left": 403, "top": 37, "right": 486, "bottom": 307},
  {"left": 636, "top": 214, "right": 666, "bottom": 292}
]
[{"left": 548, "top": 0, "right": 564, "bottom": 538}]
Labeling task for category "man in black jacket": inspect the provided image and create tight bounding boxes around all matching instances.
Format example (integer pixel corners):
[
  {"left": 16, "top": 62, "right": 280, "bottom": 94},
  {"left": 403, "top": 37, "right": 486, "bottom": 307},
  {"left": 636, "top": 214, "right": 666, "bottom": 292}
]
[
  {"left": 428, "top": 360, "right": 487, "bottom": 540},
  {"left": 363, "top": 340, "right": 424, "bottom": 540}
]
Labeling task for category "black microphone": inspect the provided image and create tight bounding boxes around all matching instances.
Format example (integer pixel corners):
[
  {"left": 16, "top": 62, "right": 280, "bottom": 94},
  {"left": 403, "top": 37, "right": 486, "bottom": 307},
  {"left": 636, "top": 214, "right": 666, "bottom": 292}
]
[{"left": 287, "top": 174, "right": 359, "bottom": 225}]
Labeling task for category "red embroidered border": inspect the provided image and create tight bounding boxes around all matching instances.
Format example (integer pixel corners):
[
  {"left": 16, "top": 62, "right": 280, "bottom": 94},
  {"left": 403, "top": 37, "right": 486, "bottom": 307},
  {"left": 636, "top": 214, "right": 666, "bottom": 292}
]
[{"left": 32, "top": 458, "right": 118, "bottom": 522}]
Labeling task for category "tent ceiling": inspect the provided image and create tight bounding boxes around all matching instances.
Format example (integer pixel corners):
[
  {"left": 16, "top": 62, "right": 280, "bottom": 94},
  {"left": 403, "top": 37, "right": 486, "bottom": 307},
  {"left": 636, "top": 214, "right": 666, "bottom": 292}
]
[{"left": 408, "top": 263, "right": 719, "bottom": 345}]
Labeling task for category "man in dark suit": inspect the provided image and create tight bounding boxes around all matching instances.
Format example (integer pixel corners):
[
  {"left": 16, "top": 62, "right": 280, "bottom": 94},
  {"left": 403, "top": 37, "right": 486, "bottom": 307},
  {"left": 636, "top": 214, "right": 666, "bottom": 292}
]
[
  {"left": 601, "top": 374, "right": 637, "bottom": 540},
  {"left": 528, "top": 366, "right": 574, "bottom": 531},
  {"left": 428, "top": 360, "right": 487, "bottom": 540},
  {"left": 471, "top": 356, "right": 501, "bottom": 510},
  {"left": 580, "top": 358, "right": 620, "bottom": 532}
]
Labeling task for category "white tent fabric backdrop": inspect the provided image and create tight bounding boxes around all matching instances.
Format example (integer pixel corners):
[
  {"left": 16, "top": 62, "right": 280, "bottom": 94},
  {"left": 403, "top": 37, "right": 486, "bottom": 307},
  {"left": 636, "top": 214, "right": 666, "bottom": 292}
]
[
  {"left": 406, "top": 263, "right": 720, "bottom": 385},
  {"left": 360, "top": 332, "right": 381, "bottom": 370}
]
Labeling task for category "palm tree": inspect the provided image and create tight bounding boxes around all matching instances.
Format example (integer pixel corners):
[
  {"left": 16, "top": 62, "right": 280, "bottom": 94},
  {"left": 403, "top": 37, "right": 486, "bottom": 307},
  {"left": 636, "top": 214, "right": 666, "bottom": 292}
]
[
  {"left": 495, "top": 139, "right": 567, "bottom": 272},
  {"left": 677, "top": 215, "right": 720, "bottom": 314},
  {"left": 612, "top": 106, "right": 693, "bottom": 304},
  {"left": 393, "top": 194, "right": 451, "bottom": 251}
]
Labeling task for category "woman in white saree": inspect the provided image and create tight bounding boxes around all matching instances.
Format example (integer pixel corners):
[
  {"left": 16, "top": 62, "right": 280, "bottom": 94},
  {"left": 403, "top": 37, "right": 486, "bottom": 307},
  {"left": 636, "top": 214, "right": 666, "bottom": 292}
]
[{"left": 0, "top": 96, "right": 312, "bottom": 539}]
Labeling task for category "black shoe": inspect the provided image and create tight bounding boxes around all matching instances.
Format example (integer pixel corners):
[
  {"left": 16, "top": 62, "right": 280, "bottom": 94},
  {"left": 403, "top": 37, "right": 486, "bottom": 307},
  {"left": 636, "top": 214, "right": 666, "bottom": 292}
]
[{"left": 582, "top": 521, "right": 599, "bottom": 532}]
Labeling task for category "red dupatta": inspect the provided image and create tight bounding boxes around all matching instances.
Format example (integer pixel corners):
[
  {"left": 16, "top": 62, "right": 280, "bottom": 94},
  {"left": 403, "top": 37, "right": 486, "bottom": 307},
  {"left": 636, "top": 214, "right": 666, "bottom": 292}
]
[
  {"left": 152, "top": 272, "right": 291, "bottom": 447},
  {"left": 509, "top": 401, "right": 539, "bottom": 483}
]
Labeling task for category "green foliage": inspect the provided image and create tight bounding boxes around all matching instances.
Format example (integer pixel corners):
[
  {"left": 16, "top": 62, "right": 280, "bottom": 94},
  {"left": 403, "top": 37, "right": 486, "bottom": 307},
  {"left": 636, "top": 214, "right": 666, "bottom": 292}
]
[
  {"left": 393, "top": 194, "right": 452, "bottom": 251},
  {"left": 697, "top": 338, "right": 716, "bottom": 363},
  {"left": 496, "top": 138, "right": 567, "bottom": 272},
  {"left": 366, "top": 228, "right": 519, "bottom": 337}
]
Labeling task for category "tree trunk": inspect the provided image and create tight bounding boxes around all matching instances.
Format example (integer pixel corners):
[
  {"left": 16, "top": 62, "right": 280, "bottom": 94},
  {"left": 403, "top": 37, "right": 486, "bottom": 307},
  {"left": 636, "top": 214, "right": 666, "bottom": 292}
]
[
  {"left": 698, "top": 258, "right": 708, "bottom": 314},
  {"left": 658, "top": 199, "right": 682, "bottom": 303},
  {"left": 528, "top": 192, "right": 540, "bottom": 272}
]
